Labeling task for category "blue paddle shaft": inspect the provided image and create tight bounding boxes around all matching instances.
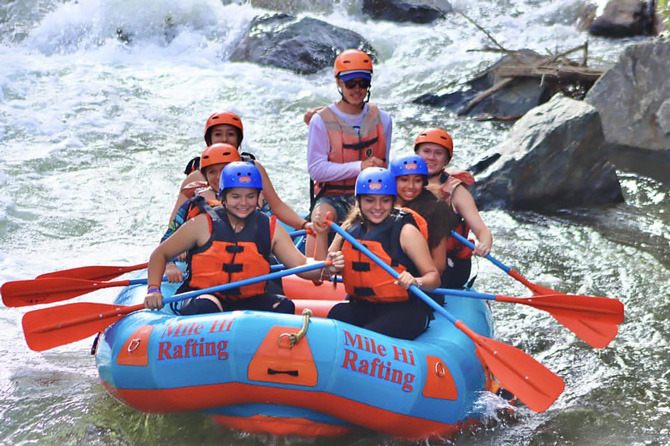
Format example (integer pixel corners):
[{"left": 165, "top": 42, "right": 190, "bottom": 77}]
[
  {"left": 288, "top": 229, "right": 306, "bottom": 238},
  {"left": 429, "top": 287, "right": 495, "bottom": 301},
  {"left": 329, "top": 221, "right": 457, "bottom": 325},
  {"left": 450, "top": 230, "right": 510, "bottom": 273},
  {"left": 129, "top": 264, "right": 291, "bottom": 286},
  {"left": 161, "top": 261, "right": 326, "bottom": 306}
]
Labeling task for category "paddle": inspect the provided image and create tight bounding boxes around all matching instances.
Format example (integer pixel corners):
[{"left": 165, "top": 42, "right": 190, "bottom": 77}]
[
  {"left": 22, "top": 260, "right": 330, "bottom": 352},
  {"left": 327, "top": 219, "right": 564, "bottom": 412},
  {"left": 32, "top": 230, "right": 308, "bottom": 282},
  {"left": 430, "top": 288, "right": 622, "bottom": 348},
  {"left": 36, "top": 263, "right": 148, "bottom": 281},
  {"left": 3, "top": 265, "right": 287, "bottom": 308},
  {"left": 448, "top": 231, "right": 624, "bottom": 348}
]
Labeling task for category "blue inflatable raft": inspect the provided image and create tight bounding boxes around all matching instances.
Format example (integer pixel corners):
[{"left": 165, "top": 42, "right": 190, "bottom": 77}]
[{"left": 95, "top": 277, "right": 495, "bottom": 439}]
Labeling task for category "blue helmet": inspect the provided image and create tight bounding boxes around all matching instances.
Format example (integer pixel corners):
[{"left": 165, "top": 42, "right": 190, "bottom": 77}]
[
  {"left": 355, "top": 167, "right": 397, "bottom": 197},
  {"left": 220, "top": 161, "right": 263, "bottom": 194},
  {"left": 390, "top": 154, "right": 429, "bottom": 178}
]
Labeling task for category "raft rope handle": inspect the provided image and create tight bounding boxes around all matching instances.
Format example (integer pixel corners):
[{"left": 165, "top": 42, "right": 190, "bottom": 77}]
[{"left": 278, "top": 309, "right": 313, "bottom": 348}]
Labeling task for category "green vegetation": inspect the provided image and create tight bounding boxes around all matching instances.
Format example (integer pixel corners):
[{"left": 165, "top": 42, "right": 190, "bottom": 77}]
[{"left": 660, "top": 0, "right": 670, "bottom": 32}]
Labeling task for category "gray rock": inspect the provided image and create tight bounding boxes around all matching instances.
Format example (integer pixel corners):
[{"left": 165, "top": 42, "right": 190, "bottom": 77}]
[
  {"left": 229, "top": 14, "right": 373, "bottom": 74},
  {"left": 414, "top": 50, "right": 551, "bottom": 118},
  {"left": 586, "top": 38, "right": 670, "bottom": 151},
  {"left": 588, "top": 0, "right": 654, "bottom": 38},
  {"left": 472, "top": 94, "right": 624, "bottom": 211},
  {"left": 362, "top": 0, "right": 452, "bottom": 24}
]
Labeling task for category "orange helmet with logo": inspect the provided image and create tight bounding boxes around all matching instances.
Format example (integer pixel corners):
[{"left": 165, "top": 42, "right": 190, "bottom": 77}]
[
  {"left": 200, "top": 143, "right": 241, "bottom": 172},
  {"left": 334, "top": 49, "right": 373, "bottom": 78},
  {"left": 204, "top": 112, "right": 244, "bottom": 146},
  {"left": 413, "top": 128, "right": 454, "bottom": 159}
]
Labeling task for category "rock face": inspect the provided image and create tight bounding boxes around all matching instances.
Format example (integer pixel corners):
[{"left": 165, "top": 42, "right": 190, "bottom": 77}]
[
  {"left": 414, "top": 51, "right": 554, "bottom": 118},
  {"left": 362, "top": 0, "right": 452, "bottom": 24},
  {"left": 586, "top": 38, "right": 670, "bottom": 151},
  {"left": 229, "top": 14, "right": 373, "bottom": 74},
  {"left": 588, "top": 0, "right": 655, "bottom": 38},
  {"left": 472, "top": 94, "right": 624, "bottom": 211}
]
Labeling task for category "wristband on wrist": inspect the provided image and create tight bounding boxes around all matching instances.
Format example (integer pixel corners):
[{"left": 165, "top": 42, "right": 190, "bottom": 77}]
[
  {"left": 147, "top": 285, "right": 162, "bottom": 294},
  {"left": 301, "top": 221, "right": 309, "bottom": 229},
  {"left": 415, "top": 279, "right": 423, "bottom": 290}
]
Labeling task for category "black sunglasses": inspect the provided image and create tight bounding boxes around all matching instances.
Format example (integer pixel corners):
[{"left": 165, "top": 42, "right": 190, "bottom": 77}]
[{"left": 343, "top": 79, "right": 371, "bottom": 90}]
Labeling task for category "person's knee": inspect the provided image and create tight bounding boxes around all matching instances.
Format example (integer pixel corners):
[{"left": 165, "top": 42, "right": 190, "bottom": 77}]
[
  {"left": 272, "top": 297, "right": 295, "bottom": 314},
  {"left": 311, "top": 202, "right": 336, "bottom": 219},
  {"left": 179, "top": 296, "right": 222, "bottom": 315}
]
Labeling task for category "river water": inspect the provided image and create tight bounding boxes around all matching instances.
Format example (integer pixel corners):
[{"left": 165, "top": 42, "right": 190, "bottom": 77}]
[{"left": 1, "top": 0, "right": 668, "bottom": 445}]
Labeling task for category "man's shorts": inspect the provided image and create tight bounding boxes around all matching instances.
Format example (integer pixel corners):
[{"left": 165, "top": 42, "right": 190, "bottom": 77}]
[{"left": 313, "top": 194, "right": 356, "bottom": 223}]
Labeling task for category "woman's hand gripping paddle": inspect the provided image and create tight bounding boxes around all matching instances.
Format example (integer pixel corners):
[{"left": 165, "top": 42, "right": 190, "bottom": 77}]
[
  {"left": 328, "top": 219, "right": 564, "bottom": 412},
  {"left": 449, "top": 231, "right": 624, "bottom": 348},
  {"left": 21, "top": 260, "right": 330, "bottom": 352}
]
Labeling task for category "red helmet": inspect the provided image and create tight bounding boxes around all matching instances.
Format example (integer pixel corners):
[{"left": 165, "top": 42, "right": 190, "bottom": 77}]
[
  {"left": 204, "top": 112, "right": 244, "bottom": 146},
  {"left": 414, "top": 128, "right": 454, "bottom": 159},
  {"left": 334, "top": 49, "right": 373, "bottom": 78},
  {"left": 200, "top": 143, "right": 241, "bottom": 172}
]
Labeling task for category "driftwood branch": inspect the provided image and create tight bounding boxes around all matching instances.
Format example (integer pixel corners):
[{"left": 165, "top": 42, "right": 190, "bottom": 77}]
[
  {"left": 453, "top": 9, "right": 525, "bottom": 63},
  {"left": 497, "top": 65, "right": 605, "bottom": 82},
  {"left": 459, "top": 43, "right": 598, "bottom": 116}
]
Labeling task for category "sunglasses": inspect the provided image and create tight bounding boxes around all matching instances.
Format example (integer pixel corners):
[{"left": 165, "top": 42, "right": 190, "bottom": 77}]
[{"left": 343, "top": 79, "right": 371, "bottom": 90}]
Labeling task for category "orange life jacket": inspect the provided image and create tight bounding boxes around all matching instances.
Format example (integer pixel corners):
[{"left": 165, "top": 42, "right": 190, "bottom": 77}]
[
  {"left": 186, "top": 197, "right": 222, "bottom": 220},
  {"left": 399, "top": 207, "right": 428, "bottom": 241},
  {"left": 180, "top": 181, "right": 209, "bottom": 200},
  {"left": 313, "top": 104, "right": 387, "bottom": 197},
  {"left": 179, "top": 202, "right": 276, "bottom": 301},
  {"left": 438, "top": 169, "right": 476, "bottom": 261},
  {"left": 341, "top": 210, "right": 420, "bottom": 303}
]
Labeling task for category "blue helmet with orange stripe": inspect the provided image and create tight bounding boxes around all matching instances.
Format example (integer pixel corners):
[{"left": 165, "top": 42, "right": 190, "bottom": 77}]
[
  {"left": 355, "top": 167, "right": 397, "bottom": 197},
  {"left": 220, "top": 161, "right": 263, "bottom": 194},
  {"left": 389, "top": 154, "right": 429, "bottom": 178}
]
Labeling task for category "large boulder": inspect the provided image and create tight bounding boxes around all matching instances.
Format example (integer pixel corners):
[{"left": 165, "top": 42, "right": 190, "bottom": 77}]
[
  {"left": 586, "top": 38, "right": 670, "bottom": 151},
  {"left": 471, "top": 94, "right": 624, "bottom": 211},
  {"left": 362, "top": 0, "right": 452, "bottom": 24},
  {"left": 588, "top": 0, "right": 655, "bottom": 38},
  {"left": 229, "top": 14, "right": 373, "bottom": 74}
]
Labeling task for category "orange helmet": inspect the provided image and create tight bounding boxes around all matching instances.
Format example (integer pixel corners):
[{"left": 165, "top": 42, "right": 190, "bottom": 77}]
[
  {"left": 414, "top": 128, "right": 454, "bottom": 159},
  {"left": 200, "top": 143, "right": 241, "bottom": 172},
  {"left": 334, "top": 49, "right": 373, "bottom": 78},
  {"left": 204, "top": 112, "right": 244, "bottom": 146}
]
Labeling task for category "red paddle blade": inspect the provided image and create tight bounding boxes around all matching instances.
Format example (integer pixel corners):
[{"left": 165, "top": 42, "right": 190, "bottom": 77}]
[
  {"left": 550, "top": 312, "right": 618, "bottom": 348},
  {"left": 456, "top": 321, "right": 564, "bottom": 412},
  {"left": 2, "top": 278, "right": 129, "bottom": 307},
  {"left": 36, "top": 263, "right": 148, "bottom": 281},
  {"left": 22, "top": 302, "right": 138, "bottom": 351},
  {"left": 497, "top": 294, "right": 624, "bottom": 325}
]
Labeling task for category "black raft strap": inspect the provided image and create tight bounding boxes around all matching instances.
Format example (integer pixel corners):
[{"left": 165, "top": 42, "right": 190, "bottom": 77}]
[
  {"left": 223, "top": 264, "right": 243, "bottom": 273},
  {"left": 353, "top": 287, "right": 376, "bottom": 297},
  {"left": 342, "top": 137, "right": 378, "bottom": 151},
  {"left": 351, "top": 261, "right": 371, "bottom": 272}
]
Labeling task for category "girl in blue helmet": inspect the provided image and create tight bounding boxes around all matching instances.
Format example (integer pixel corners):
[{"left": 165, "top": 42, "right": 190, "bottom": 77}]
[
  {"left": 315, "top": 167, "right": 440, "bottom": 340},
  {"left": 145, "top": 162, "right": 344, "bottom": 315},
  {"left": 390, "top": 154, "right": 461, "bottom": 294}
]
